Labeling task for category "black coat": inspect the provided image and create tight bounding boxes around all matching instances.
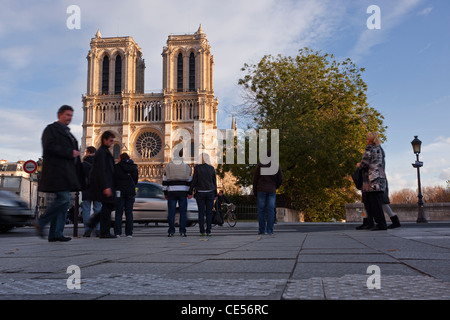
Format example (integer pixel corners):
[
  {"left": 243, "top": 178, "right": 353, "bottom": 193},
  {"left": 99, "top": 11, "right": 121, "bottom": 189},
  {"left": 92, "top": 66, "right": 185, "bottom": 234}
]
[
  {"left": 252, "top": 162, "right": 283, "bottom": 194},
  {"left": 115, "top": 160, "right": 138, "bottom": 197},
  {"left": 188, "top": 163, "right": 217, "bottom": 197},
  {"left": 81, "top": 155, "right": 95, "bottom": 201},
  {"left": 39, "top": 122, "right": 84, "bottom": 193},
  {"left": 90, "top": 144, "right": 116, "bottom": 203}
]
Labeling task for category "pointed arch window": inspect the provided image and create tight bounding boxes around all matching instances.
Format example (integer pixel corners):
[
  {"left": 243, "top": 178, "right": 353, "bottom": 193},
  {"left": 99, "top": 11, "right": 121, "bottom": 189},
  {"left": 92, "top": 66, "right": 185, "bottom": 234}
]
[
  {"left": 177, "top": 53, "right": 183, "bottom": 92},
  {"left": 114, "top": 55, "right": 122, "bottom": 94},
  {"left": 189, "top": 52, "right": 195, "bottom": 92},
  {"left": 102, "top": 56, "right": 110, "bottom": 95}
]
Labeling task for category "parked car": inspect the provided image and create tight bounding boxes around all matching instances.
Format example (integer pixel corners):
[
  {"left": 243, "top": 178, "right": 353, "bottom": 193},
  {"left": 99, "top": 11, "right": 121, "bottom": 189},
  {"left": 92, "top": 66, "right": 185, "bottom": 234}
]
[
  {"left": 111, "top": 182, "right": 199, "bottom": 226},
  {"left": 0, "top": 190, "right": 35, "bottom": 233}
]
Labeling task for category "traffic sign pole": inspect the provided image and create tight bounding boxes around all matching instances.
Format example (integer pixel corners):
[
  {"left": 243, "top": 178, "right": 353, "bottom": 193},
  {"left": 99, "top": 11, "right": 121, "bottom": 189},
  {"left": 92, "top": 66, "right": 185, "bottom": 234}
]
[{"left": 23, "top": 160, "right": 38, "bottom": 209}]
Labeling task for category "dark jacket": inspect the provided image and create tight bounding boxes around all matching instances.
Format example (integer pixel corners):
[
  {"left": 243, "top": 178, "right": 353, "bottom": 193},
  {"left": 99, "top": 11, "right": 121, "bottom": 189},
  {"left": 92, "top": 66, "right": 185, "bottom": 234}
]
[
  {"left": 381, "top": 147, "right": 390, "bottom": 204},
  {"left": 81, "top": 155, "right": 95, "bottom": 201},
  {"left": 115, "top": 159, "right": 138, "bottom": 197},
  {"left": 252, "top": 162, "right": 283, "bottom": 194},
  {"left": 39, "top": 121, "right": 84, "bottom": 193},
  {"left": 188, "top": 163, "right": 217, "bottom": 197},
  {"left": 90, "top": 144, "right": 116, "bottom": 203}
]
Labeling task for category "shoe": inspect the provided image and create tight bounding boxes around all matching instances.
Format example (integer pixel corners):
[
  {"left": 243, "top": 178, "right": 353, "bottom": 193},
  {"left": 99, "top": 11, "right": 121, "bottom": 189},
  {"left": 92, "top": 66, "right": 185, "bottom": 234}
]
[
  {"left": 83, "top": 231, "right": 91, "bottom": 237},
  {"left": 126, "top": 235, "right": 133, "bottom": 238},
  {"left": 206, "top": 233, "right": 211, "bottom": 237},
  {"left": 388, "top": 215, "right": 401, "bottom": 229},
  {"left": 356, "top": 218, "right": 374, "bottom": 230},
  {"left": 168, "top": 233, "right": 174, "bottom": 237},
  {"left": 115, "top": 234, "right": 121, "bottom": 238},
  {"left": 48, "top": 236, "right": 72, "bottom": 242},
  {"left": 200, "top": 233, "right": 205, "bottom": 237},
  {"left": 180, "top": 233, "right": 187, "bottom": 237},
  {"left": 99, "top": 234, "right": 116, "bottom": 239}
]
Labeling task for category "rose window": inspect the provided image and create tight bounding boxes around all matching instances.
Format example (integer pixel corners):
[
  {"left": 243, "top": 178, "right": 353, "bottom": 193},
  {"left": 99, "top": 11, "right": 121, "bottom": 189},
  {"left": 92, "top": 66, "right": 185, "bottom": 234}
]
[{"left": 135, "top": 132, "right": 162, "bottom": 158}]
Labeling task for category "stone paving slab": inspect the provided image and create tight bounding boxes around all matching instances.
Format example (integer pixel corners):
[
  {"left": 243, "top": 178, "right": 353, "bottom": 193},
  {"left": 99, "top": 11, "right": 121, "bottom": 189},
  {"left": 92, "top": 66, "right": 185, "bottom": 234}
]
[
  {"left": 284, "top": 275, "right": 450, "bottom": 300},
  {"left": 0, "top": 222, "right": 449, "bottom": 300}
]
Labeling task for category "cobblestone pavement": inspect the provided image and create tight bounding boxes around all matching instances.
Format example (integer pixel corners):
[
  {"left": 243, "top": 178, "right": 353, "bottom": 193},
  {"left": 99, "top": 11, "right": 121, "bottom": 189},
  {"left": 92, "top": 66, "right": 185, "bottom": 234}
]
[
  {"left": 1, "top": 273, "right": 448, "bottom": 300},
  {"left": 0, "top": 222, "right": 449, "bottom": 300}
]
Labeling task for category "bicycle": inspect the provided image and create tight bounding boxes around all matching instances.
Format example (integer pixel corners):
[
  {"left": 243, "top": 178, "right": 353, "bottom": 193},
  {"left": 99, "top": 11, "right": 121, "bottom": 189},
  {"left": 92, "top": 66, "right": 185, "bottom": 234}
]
[
  {"left": 221, "top": 203, "right": 237, "bottom": 227},
  {"left": 195, "top": 203, "right": 237, "bottom": 229}
]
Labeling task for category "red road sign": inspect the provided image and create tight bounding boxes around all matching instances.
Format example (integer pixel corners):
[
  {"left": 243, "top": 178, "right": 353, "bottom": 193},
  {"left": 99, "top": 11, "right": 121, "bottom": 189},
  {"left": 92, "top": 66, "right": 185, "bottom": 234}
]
[{"left": 23, "top": 160, "right": 38, "bottom": 174}]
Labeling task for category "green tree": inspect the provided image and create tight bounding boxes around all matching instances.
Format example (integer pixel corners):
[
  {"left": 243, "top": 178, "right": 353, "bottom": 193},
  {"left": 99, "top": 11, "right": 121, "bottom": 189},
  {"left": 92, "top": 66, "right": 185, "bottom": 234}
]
[{"left": 221, "top": 48, "right": 386, "bottom": 221}]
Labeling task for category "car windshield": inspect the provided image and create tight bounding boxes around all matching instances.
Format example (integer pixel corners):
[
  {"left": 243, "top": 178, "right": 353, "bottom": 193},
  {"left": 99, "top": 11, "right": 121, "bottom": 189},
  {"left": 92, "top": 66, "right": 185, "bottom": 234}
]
[{"left": 136, "top": 183, "right": 164, "bottom": 198}]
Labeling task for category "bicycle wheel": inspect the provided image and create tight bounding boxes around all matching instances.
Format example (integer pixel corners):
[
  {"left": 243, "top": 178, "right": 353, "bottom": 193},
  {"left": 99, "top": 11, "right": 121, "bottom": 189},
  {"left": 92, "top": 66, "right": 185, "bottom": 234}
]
[{"left": 226, "top": 213, "right": 237, "bottom": 227}]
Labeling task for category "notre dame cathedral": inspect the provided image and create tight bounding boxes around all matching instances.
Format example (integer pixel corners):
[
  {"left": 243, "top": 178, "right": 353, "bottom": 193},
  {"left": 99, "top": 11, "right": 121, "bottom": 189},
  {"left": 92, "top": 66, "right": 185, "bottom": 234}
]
[{"left": 81, "top": 25, "right": 219, "bottom": 183}]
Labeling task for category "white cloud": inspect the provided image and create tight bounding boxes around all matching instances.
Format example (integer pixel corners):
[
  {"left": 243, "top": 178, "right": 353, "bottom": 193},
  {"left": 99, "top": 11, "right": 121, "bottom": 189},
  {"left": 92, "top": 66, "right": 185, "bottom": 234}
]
[
  {"left": 386, "top": 136, "right": 450, "bottom": 193},
  {"left": 349, "top": 0, "right": 424, "bottom": 62},
  {"left": 418, "top": 6, "right": 433, "bottom": 16}
]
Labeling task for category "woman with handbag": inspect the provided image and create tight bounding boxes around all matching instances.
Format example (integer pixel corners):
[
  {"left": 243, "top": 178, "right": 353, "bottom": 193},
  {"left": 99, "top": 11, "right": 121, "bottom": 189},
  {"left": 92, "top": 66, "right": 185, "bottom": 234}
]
[{"left": 356, "top": 132, "right": 388, "bottom": 231}]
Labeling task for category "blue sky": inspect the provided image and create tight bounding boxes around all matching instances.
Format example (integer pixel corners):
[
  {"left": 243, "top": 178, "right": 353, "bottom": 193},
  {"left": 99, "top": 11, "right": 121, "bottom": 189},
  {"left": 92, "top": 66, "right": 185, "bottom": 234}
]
[{"left": 0, "top": 0, "right": 448, "bottom": 192}]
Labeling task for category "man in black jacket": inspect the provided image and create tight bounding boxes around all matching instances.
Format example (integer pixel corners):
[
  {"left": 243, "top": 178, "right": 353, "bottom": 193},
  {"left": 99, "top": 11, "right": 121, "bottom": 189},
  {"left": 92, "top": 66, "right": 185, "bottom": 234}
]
[
  {"left": 36, "top": 105, "right": 84, "bottom": 242},
  {"left": 253, "top": 150, "right": 283, "bottom": 235},
  {"left": 188, "top": 153, "right": 217, "bottom": 236},
  {"left": 87, "top": 131, "right": 116, "bottom": 238},
  {"left": 114, "top": 153, "right": 138, "bottom": 237}
]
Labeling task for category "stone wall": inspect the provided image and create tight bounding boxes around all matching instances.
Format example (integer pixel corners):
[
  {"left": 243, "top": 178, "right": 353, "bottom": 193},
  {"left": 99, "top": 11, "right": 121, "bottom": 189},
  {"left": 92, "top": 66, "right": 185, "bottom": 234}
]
[
  {"left": 345, "top": 202, "right": 450, "bottom": 222},
  {"left": 276, "top": 207, "right": 303, "bottom": 222}
]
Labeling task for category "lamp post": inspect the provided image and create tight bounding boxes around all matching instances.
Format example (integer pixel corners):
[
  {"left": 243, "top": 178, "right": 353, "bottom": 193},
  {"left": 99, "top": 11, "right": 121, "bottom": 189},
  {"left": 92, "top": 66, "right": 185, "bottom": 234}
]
[{"left": 411, "top": 136, "right": 427, "bottom": 223}]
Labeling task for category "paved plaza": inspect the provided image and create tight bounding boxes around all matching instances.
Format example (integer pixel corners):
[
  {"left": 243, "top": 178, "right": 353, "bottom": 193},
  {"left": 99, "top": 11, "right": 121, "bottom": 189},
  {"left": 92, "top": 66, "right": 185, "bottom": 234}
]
[{"left": 0, "top": 222, "right": 449, "bottom": 300}]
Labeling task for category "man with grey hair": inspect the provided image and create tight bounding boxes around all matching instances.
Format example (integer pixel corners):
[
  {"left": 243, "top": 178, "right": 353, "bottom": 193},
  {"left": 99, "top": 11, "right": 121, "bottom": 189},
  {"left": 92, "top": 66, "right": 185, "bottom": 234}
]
[{"left": 163, "top": 148, "right": 192, "bottom": 237}]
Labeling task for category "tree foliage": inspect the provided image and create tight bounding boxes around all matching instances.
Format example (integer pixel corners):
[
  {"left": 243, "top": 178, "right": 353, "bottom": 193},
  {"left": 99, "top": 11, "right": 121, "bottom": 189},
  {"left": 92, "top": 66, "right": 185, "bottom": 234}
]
[{"left": 219, "top": 48, "right": 387, "bottom": 221}]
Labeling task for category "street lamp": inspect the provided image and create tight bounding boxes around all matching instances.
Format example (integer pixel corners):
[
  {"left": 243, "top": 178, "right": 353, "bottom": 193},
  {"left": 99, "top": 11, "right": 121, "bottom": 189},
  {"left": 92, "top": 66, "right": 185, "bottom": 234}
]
[{"left": 411, "top": 136, "right": 427, "bottom": 223}]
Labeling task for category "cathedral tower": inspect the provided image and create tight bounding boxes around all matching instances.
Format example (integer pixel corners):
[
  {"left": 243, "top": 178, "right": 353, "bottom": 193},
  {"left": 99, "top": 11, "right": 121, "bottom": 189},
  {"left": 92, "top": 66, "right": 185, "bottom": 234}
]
[{"left": 81, "top": 26, "right": 218, "bottom": 183}]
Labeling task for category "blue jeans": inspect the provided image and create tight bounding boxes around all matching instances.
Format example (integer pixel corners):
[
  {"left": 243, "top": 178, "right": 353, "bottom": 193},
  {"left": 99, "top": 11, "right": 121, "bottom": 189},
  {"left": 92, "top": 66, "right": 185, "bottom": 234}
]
[
  {"left": 81, "top": 200, "right": 101, "bottom": 232},
  {"left": 196, "top": 191, "right": 215, "bottom": 234},
  {"left": 167, "top": 194, "right": 188, "bottom": 235},
  {"left": 115, "top": 196, "right": 135, "bottom": 236},
  {"left": 257, "top": 192, "right": 276, "bottom": 234},
  {"left": 38, "top": 191, "right": 70, "bottom": 240}
]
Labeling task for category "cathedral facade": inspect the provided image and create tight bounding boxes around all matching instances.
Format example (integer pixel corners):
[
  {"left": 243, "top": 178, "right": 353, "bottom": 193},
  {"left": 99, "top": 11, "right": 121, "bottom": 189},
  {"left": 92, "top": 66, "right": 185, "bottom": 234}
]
[{"left": 81, "top": 26, "right": 218, "bottom": 183}]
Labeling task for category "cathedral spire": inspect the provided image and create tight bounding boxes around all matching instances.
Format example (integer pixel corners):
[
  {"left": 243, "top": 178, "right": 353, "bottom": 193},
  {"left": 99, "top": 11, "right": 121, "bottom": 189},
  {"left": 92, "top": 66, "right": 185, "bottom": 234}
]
[
  {"left": 95, "top": 28, "right": 102, "bottom": 38},
  {"left": 196, "top": 24, "right": 204, "bottom": 34}
]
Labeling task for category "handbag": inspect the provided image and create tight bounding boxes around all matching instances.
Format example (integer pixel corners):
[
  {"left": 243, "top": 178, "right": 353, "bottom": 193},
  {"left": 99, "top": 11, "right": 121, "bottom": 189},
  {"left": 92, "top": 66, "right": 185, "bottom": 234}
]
[{"left": 352, "top": 167, "right": 363, "bottom": 190}]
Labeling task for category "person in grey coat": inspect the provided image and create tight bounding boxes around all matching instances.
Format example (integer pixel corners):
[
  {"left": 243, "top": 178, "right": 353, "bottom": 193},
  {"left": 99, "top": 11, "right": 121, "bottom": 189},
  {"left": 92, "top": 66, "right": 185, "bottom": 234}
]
[{"left": 357, "top": 132, "right": 387, "bottom": 230}]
